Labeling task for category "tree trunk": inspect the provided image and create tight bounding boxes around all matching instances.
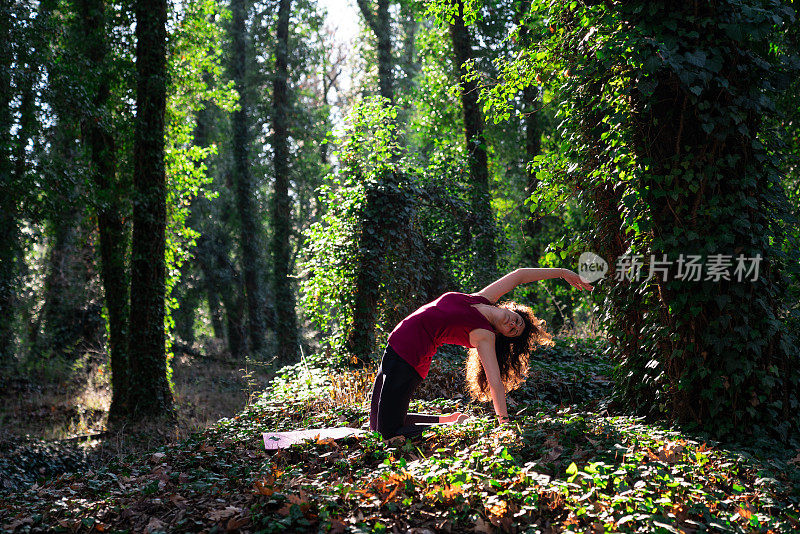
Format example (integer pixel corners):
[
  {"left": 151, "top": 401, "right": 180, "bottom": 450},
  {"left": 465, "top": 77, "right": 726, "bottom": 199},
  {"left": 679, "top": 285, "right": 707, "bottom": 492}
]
[
  {"left": 566, "top": 0, "right": 800, "bottom": 439},
  {"left": 98, "top": 205, "right": 129, "bottom": 417},
  {"left": 374, "top": 0, "right": 393, "bottom": 101},
  {"left": 230, "top": 0, "right": 269, "bottom": 358},
  {"left": 186, "top": 107, "right": 225, "bottom": 343},
  {"left": 399, "top": 2, "right": 419, "bottom": 94},
  {"left": 357, "top": 0, "right": 394, "bottom": 102},
  {"left": 345, "top": 0, "right": 398, "bottom": 364},
  {"left": 126, "top": 0, "right": 173, "bottom": 418},
  {"left": 74, "top": 0, "right": 132, "bottom": 420},
  {"left": 194, "top": 234, "right": 224, "bottom": 338},
  {"left": 345, "top": 187, "right": 392, "bottom": 364},
  {"left": 270, "top": 0, "right": 298, "bottom": 361},
  {"left": 449, "top": 0, "right": 495, "bottom": 284},
  {"left": 206, "top": 289, "right": 225, "bottom": 340},
  {"left": 223, "top": 270, "right": 247, "bottom": 359},
  {"left": 195, "top": 228, "right": 247, "bottom": 358},
  {"left": 521, "top": 84, "right": 542, "bottom": 266},
  {"left": 173, "top": 277, "right": 199, "bottom": 347},
  {"left": 0, "top": 7, "right": 19, "bottom": 364},
  {"left": 38, "top": 205, "right": 97, "bottom": 358}
]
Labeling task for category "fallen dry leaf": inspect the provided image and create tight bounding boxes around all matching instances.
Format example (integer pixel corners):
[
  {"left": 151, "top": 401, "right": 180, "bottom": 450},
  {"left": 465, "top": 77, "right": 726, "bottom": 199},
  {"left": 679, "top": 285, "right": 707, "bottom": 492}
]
[
  {"left": 545, "top": 445, "right": 564, "bottom": 462},
  {"left": 3, "top": 517, "right": 33, "bottom": 531},
  {"left": 254, "top": 479, "right": 275, "bottom": 496},
  {"left": 486, "top": 499, "right": 508, "bottom": 519},
  {"left": 473, "top": 517, "right": 493, "bottom": 533},
  {"left": 207, "top": 506, "right": 241, "bottom": 521},
  {"left": 145, "top": 517, "right": 165, "bottom": 534},
  {"left": 168, "top": 493, "right": 188, "bottom": 507},
  {"left": 226, "top": 516, "right": 249, "bottom": 531},
  {"left": 329, "top": 519, "right": 346, "bottom": 533}
]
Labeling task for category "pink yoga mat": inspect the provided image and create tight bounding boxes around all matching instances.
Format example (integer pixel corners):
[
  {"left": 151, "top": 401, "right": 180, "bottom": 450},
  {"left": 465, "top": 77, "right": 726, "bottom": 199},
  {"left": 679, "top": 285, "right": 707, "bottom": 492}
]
[{"left": 263, "top": 427, "right": 368, "bottom": 450}]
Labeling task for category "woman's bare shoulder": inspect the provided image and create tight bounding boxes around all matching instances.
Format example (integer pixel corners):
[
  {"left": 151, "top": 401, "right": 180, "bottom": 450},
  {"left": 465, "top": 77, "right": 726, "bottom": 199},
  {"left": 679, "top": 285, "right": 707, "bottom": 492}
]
[{"left": 469, "top": 328, "right": 495, "bottom": 345}]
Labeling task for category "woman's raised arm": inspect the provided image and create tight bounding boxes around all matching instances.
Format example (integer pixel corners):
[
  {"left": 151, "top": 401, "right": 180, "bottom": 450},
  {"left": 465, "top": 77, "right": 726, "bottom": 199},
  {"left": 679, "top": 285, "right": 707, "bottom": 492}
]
[{"left": 475, "top": 267, "right": 592, "bottom": 303}]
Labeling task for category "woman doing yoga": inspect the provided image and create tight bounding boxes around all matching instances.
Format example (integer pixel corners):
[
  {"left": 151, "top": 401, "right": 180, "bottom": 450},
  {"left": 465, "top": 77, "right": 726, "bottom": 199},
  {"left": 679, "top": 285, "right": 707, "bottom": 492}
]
[{"left": 369, "top": 267, "right": 593, "bottom": 439}]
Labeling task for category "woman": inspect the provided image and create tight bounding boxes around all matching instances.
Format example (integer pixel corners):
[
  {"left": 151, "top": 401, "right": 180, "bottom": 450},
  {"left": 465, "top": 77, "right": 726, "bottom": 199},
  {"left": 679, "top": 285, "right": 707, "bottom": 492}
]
[{"left": 368, "top": 267, "right": 593, "bottom": 439}]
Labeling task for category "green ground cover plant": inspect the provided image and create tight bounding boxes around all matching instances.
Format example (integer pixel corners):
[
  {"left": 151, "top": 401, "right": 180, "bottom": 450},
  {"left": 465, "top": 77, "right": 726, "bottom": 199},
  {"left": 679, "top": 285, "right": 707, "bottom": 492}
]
[{"left": 2, "top": 336, "right": 798, "bottom": 533}]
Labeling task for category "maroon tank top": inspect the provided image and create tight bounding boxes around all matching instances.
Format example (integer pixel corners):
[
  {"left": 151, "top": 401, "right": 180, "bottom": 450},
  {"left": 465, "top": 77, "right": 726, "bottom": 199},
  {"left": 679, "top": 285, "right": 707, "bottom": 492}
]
[{"left": 387, "top": 292, "right": 497, "bottom": 379}]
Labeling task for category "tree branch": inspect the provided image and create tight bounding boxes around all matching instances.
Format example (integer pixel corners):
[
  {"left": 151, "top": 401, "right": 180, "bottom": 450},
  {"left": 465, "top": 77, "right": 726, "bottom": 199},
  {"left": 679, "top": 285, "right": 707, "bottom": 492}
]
[{"left": 355, "top": 0, "right": 377, "bottom": 35}]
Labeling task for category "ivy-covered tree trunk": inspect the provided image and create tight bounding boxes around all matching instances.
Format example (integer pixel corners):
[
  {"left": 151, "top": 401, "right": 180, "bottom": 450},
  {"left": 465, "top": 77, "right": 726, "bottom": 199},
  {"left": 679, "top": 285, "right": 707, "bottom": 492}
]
[
  {"left": 521, "top": 84, "right": 542, "bottom": 266},
  {"left": 0, "top": 7, "right": 19, "bottom": 364},
  {"left": 397, "top": 1, "right": 419, "bottom": 126},
  {"left": 206, "top": 290, "right": 225, "bottom": 340},
  {"left": 346, "top": 0, "right": 398, "bottom": 364},
  {"left": 185, "top": 105, "right": 245, "bottom": 355},
  {"left": 623, "top": 1, "right": 799, "bottom": 437},
  {"left": 230, "top": 0, "right": 269, "bottom": 358},
  {"left": 195, "top": 226, "right": 247, "bottom": 359},
  {"left": 775, "top": 3, "right": 800, "bottom": 331},
  {"left": 539, "top": 0, "right": 800, "bottom": 440},
  {"left": 74, "top": 0, "right": 132, "bottom": 420},
  {"left": 270, "top": 0, "right": 298, "bottom": 361},
  {"left": 223, "top": 271, "right": 247, "bottom": 359},
  {"left": 449, "top": 0, "right": 495, "bottom": 284},
  {"left": 194, "top": 234, "right": 222, "bottom": 338},
  {"left": 345, "top": 185, "right": 398, "bottom": 364},
  {"left": 399, "top": 3, "right": 419, "bottom": 92},
  {"left": 38, "top": 205, "right": 96, "bottom": 357},
  {"left": 126, "top": 0, "right": 173, "bottom": 418},
  {"left": 99, "top": 205, "right": 130, "bottom": 416}
]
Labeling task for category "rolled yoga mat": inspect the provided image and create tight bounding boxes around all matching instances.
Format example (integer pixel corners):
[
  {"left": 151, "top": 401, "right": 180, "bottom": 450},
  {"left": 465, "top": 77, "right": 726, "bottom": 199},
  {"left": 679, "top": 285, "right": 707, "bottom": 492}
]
[{"left": 263, "top": 427, "right": 368, "bottom": 450}]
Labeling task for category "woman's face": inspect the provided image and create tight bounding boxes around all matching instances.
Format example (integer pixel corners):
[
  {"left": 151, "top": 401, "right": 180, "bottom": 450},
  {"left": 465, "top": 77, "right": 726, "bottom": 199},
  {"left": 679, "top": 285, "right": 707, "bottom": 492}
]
[{"left": 498, "top": 309, "right": 524, "bottom": 338}]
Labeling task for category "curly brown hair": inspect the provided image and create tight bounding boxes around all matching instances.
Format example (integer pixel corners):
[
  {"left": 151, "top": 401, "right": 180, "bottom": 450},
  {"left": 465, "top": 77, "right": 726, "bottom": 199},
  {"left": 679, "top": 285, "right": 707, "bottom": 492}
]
[{"left": 465, "top": 301, "right": 554, "bottom": 402}]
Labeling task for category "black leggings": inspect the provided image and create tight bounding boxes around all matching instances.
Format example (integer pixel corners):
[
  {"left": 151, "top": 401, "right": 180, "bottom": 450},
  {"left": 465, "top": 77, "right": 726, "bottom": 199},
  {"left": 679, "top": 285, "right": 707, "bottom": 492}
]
[{"left": 369, "top": 345, "right": 440, "bottom": 439}]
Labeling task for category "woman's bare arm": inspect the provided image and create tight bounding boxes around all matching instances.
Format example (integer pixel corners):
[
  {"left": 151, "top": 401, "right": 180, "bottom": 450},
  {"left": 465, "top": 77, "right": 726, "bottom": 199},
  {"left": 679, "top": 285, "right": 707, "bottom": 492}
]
[
  {"left": 475, "top": 268, "right": 592, "bottom": 303},
  {"left": 470, "top": 330, "right": 510, "bottom": 422}
]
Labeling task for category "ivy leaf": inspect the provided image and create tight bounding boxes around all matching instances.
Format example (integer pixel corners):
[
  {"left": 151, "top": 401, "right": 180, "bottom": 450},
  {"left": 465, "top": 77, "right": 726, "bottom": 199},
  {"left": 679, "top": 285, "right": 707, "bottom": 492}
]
[
  {"left": 685, "top": 51, "right": 707, "bottom": 67},
  {"left": 566, "top": 462, "right": 578, "bottom": 475},
  {"left": 639, "top": 77, "right": 658, "bottom": 95}
]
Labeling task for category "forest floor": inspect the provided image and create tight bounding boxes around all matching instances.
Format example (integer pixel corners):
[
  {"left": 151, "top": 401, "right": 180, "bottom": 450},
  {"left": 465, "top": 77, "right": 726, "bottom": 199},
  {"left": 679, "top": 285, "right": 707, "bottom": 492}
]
[
  {"left": 0, "top": 343, "right": 274, "bottom": 493},
  {"left": 1, "top": 336, "right": 800, "bottom": 533}
]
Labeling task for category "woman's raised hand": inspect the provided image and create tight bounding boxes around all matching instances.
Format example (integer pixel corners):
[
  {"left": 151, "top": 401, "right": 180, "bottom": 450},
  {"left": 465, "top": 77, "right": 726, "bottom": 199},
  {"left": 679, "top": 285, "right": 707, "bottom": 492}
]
[{"left": 561, "top": 269, "right": 594, "bottom": 291}]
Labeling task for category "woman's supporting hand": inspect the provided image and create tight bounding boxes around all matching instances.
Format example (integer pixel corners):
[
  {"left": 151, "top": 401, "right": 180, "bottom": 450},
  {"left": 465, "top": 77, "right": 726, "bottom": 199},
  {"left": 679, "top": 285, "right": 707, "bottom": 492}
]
[
  {"left": 559, "top": 268, "right": 594, "bottom": 291},
  {"left": 496, "top": 414, "right": 513, "bottom": 425}
]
